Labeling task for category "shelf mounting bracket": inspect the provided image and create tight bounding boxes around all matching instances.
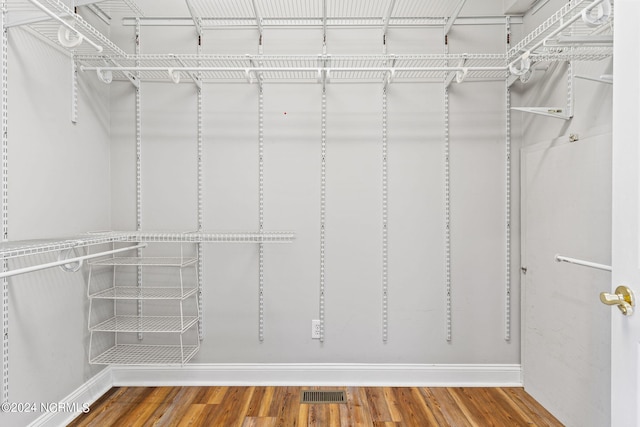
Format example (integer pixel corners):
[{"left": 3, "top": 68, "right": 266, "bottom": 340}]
[{"left": 444, "top": 0, "right": 468, "bottom": 36}]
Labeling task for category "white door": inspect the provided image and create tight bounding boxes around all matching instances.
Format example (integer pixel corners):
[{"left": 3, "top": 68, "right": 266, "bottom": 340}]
[{"left": 610, "top": 1, "right": 640, "bottom": 426}]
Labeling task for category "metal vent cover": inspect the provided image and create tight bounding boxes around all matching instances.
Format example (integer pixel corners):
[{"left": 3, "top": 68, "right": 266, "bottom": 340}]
[{"left": 300, "top": 390, "right": 346, "bottom": 404}]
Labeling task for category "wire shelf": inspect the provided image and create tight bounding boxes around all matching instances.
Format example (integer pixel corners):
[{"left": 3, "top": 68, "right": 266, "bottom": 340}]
[
  {"left": 0, "top": 234, "right": 125, "bottom": 260},
  {"left": 90, "top": 0, "right": 144, "bottom": 16},
  {"left": 77, "top": 53, "right": 509, "bottom": 84},
  {"left": 89, "top": 286, "right": 198, "bottom": 300},
  {"left": 6, "top": 0, "right": 133, "bottom": 56},
  {"left": 0, "top": 230, "right": 294, "bottom": 262},
  {"left": 90, "top": 344, "right": 199, "bottom": 365},
  {"left": 508, "top": 0, "right": 613, "bottom": 62},
  {"left": 89, "top": 256, "right": 198, "bottom": 267},
  {"left": 120, "top": 231, "right": 297, "bottom": 243},
  {"left": 90, "top": 315, "right": 199, "bottom": 333},
  {"left": 188, "top": 0, "right": 463, "bottom": 29}
]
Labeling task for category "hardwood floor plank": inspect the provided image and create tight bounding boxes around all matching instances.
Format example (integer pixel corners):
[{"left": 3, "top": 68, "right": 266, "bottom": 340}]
[
  {"left": 365, "top": 386, "right": 394, "bottom": 423},
  {"left": 347, "top": 386, "right": 374, "bottom": 425},
  {"left": 205, "top": 385, "right": 229, "bottom": 405},
  {"left": 274, "top": 386, "right": 301, "bottom": 427},
  {"left": 393, "top": 387, "right": 439, "bottom": 426},
  {"left": 419, "top": 387, "right": 464, "bottom": 427},
  {"left": 144, "top": 386, "right": 195, "bottom": 427},
  {"left": 202, "top": 386, "right": 255, "bottom": 427},
  {"left": 176, "top": 404, "right": 207, "bottom": 427},
  {"left": 242, "top": 416, "right": 277, "bottom": 427},
  {"left": 298, "top": 401, "right": 310, "bottom": 427},
  {"left": 446, "top": 387, "right": 487, "bottom": 427},
  {"left": 307, "top": 403, "right": 329, "bottom": 426},
  {"left": 245, "top": 386, "right": 268, "bottom": 417},
  {"left": 258, "top": 386, "right": 276, "bottom": 417},
  {"left": 70, "top": 385, "right": 563, "bottom": 427},
  {"left": 502, "top": 387, "right": 564, "bottom": 426},
  {"left": 483, "top": 387, "right": 541, "bottom": 426},
  {"left": 67, "top": 387, "right": 128, "bottom": 426},
  {"left": 424, "top": 387, "right": 473, "bottom": 427},
  {"left": 382, "top": 387, "right": 404, "bottom": 423},
  {"left": 111, "top": 387, "right": 176, "bottom": 426}
]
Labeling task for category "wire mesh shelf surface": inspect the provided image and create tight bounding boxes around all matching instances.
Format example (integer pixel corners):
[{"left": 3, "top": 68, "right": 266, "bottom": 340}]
[
  {"left": 90, "top": 344, "right": 199, "bottom": 365},
  {"left": 90, "top": 315, "right": 199, "bottom": 333},
  {"left": 187, "top": 0, "right": 464, "bottom": 28},
  {"left": 508, "top": 0, "right": 613, "bottom": 62},
  {"left": 89, "top": 286, "right": 198, "bottom": 300},
  {"left": 0, "top": 230, "right": 295, "bottom": 262},
  {"left": 6, "top": 0, "right": 132, "bottom": 56},
  {"left": 89, "top": 256, "right": 198, "bottom": 267}
]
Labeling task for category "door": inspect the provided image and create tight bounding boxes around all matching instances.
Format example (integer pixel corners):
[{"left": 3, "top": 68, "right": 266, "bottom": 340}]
[{"left": 610, "top": 1, "right": 640, "bottom": 426}]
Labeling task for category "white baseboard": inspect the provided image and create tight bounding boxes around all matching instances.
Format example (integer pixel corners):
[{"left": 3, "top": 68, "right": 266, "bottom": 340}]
[
  {"left": 111, "top": 363, "right": 522, "bottom": 387},
  {"left": 28, "top": 367, "right": 112, "bottom": 427},
  {"left": 28, "top": 363, "right": 521, "bottom": 426}
]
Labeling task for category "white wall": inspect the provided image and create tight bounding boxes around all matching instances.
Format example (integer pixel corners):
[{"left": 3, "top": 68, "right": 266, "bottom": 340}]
[
  {"left": 0, "top": 20, "right": 111, "bottom": 427},
  {"left": 108, "top": 2, "right": 520, "bottom": 366},
  {"left": 514, "top": 1, "right": 613, "bottom": 425}
]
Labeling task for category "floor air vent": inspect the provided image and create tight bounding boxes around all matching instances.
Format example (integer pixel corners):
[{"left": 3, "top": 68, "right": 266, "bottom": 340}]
[{"left": 300, "top": 390, "right": 346, "bottom": 404}]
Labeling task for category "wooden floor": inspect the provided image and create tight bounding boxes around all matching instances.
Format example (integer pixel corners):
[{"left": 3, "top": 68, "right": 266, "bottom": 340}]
[{"left": 68, "top": 386, "right": 563, "bottom": 426}]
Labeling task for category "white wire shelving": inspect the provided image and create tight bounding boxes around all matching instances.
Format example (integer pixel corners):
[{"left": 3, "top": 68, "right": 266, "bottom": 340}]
[
  {"left": 184, "top": 0, "right": 465, "bottom": 29},
  {"left": 3, "top": 0, "right": 614, "bottom": 85},
  {"left": 90, "top": 344, "right": 199, "bottom": 365},
  {"left": 86, "top": 241, "right": 202, "bottom": 365},
  {"left": 77, "top": 53, "right": 509, "bottom": 84},
  {"left": 508, "top": 0, "right": 613, "bottom": 64},
  {"left": 5, "top": 0, "right": 142, "bottom": 56},
  {"left": 91, "top": 315, "right": 199, "bottom": 333},
  {"left": 89, "top": 286, "right": 198, "bottom": 300},
  {"left": 0, "top": 230, "right": 295, "bottom": 262},
  {"left": 90, "top": 256, "right": 198, "bottom": 267}
]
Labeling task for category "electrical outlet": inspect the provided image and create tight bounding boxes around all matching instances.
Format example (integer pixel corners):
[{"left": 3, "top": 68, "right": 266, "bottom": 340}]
[{"left": 311, "top": 319, "right": 321, "bottom": 339}]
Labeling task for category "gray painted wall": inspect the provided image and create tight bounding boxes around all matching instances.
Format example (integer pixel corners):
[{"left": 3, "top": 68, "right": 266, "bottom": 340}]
[
  {"left": 0, "top": 0, "right": 614, "bottom": 425},
  {"left": 0, "top": 20, "right": 111, "bottom": 427},
  {"left": 514, "top": 1, "right": 613, "bottom": 425},
  {"left": 109, "top": 2, "right": 520, "bottom": 365}
]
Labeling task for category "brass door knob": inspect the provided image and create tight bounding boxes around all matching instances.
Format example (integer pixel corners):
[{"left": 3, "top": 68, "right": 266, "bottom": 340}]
[{"left": 600, "top": 285, "right": 635, "bottom": 316}]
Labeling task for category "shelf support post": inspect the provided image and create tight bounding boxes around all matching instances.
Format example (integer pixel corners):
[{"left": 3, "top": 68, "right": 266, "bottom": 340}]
[
  {"left": 196, "top": 36, "right": 204, "bottom": 341},
  {"left": 504, "top": 16, "right": 512, "bottom": 342},
  {"left": 444, "top": 28, "right": 452, "bottom": 343},
  {"left": 1, "top": 1, "right": 9, "bottom": 403},
  {"left": 319, "top": 86, "right": 327, "bottom": 343},
  {"left": 135, "top": 19, "right": 143, "bottom": 340},
  {"left": 258, "top": 86, "right": 265, "bottom": 342},
  {"left": 71, "top": 59, "right": 78, "bottom": 123},
  {"left": 382, "top": 86, "right": 388, "bottom": 342}
]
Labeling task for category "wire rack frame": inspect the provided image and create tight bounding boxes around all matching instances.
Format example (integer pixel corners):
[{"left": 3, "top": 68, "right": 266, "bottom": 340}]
[
  {"left": 0, "top": 231, "right": 294, "bottom": 266},
  {"left": 11, "top": 0, "right": 130, "bottom": 56},
  {"left": 89, "top": 343, "right": 199, "bottom": 365},
  {"left": 187, "top": 0, "right": 464, "bottom": 27},
  {"left": 77, "top": 53, "right": 511, "bottom": 84},
  {"left": 90, "top": 315, "right": 199, "bottom": 333},
  {"left": 508, "top": 0, "right": 613, "bottom": 63},
  {"left": 89, "top": 286, "right": 198, "bottom": 300}
]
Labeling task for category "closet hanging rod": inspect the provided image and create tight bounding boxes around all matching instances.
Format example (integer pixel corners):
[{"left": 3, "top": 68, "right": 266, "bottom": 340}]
[
  {"left": 26, "top": 0, "right": 103, "bottom": 52},
  {"left": 81, "top": 65, "right": 507, "bottom": 75},
  {"left": 555, "top": 254, "right": 612, "bottom": 272},
  {"left": 0, "top": 243, "right": 147, "bottom": 279}
]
